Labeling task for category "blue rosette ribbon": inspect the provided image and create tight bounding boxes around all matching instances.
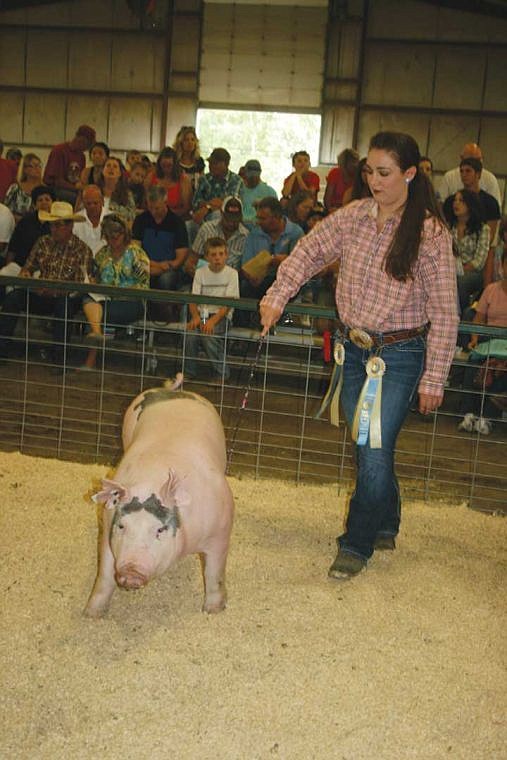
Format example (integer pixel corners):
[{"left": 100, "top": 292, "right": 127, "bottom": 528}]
[{"left": 352, "top": 356, "right": 386, "bottom": 448}]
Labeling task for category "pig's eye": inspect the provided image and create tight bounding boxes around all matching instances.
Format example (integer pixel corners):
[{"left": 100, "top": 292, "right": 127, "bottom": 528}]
[
  {"left": 117, "top": 522, "right": 125, "bottom": 530},
  {"left": 157, "top": 525, "right": 168, "bottom": 537}
]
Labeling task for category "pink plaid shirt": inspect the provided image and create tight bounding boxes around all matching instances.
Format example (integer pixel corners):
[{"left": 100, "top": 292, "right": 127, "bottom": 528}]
[{"left": 262, "top": 198, "right": 459, "bottom": 395}]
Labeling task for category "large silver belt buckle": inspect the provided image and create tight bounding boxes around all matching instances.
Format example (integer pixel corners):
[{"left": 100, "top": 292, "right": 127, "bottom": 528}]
[{"left": 349, "top": 328, "right": 374, "bottom": 350}]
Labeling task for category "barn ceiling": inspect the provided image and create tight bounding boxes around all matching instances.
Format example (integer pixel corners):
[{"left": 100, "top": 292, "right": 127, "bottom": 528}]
[{"left": 0, "top": 0, "right": 506, "bottom": 18}]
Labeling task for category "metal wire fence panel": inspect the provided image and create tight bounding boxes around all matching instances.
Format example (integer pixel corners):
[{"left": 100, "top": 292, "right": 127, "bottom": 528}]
[{"left": 0, "top": 281, "right": 505, "bottom": 513}]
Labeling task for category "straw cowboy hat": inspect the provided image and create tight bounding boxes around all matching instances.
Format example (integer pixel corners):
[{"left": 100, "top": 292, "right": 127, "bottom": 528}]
[{"left": 38, "top": 201, "right": 85, "bottom": 223}]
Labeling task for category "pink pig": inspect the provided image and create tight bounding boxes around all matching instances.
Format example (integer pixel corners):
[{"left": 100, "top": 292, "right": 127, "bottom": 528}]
[{"left": 84, "top": 374, "right": 234, "bottom": 617}]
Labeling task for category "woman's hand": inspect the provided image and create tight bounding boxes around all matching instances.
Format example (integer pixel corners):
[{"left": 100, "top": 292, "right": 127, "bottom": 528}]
[
  {"left": 259, "top": 303, "right": 283, "bottom": 337},
  {"left": 418, "top": 391, "right": 443, "bottom": 415}
]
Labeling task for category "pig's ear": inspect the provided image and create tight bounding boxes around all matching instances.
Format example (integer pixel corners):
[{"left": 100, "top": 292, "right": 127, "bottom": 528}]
[
  {"left": 161, "top": 468, "right": 191, "bottom": 509},
  {"left": 92, "top": 479, "right": 128, "bottom": 509}
]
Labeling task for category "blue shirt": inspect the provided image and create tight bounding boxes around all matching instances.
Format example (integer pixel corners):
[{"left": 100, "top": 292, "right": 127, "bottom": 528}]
[
  {"left": 239, "top": 181, "right": 278, "bottom": 224},
  {"left": 132, "top": 209, "right": 188, "bottom": 263},
  {"left": 241, "top": 220, "right": 304, "bottom": 266}
]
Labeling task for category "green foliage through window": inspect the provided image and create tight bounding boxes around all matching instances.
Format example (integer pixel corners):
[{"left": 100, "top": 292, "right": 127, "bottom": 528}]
[{"left": 196, "top": 108, "right": 322, "bottom": 196}]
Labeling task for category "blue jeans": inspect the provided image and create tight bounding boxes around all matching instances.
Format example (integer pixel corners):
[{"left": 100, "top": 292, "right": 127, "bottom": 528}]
[
  {"left": 338, "top": 336, "right": 426, "bottom": 560},
  {"left": 184, "top": 319, "right": 230, "bottom": 379}
]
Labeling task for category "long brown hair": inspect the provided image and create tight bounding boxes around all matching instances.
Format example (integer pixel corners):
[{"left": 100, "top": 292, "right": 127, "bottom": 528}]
[
  {"left": 369, "top": 132, "right": 442, "bottom": 281},
  {"left": 99, "top": 157, "right": 131, "bottom": 207}
]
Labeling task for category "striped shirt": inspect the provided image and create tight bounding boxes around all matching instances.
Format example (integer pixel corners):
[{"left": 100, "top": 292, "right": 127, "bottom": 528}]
[
  {"left": 262, "top": 198, "right": 459, "bottom": 395},
  {"left": 192, "top": 218, "right": 248, "bottom": 270}
]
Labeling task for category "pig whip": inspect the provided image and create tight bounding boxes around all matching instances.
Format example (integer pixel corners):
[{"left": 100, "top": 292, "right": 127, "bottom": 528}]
[{"left": 226, "top": 334, "right": 266, "bottom": 474}]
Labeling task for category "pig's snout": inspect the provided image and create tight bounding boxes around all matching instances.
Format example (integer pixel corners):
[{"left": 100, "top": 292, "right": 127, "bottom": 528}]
[{"left": 116, "top": 564, "right": 149, "bottom": 590}]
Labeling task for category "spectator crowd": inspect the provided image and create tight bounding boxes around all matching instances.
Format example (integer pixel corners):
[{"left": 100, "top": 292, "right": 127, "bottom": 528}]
[{"left": 0, "top": 126, "right": 505, "bottom": 431}]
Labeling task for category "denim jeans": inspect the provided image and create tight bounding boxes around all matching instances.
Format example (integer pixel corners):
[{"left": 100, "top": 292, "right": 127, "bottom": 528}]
[
  {"left": 184, "top": 318, "right": 230, "bottom": 379},
  {"left": 0, "top": 289, "right": 81, "bottom": 359},
  {"left": 338, "top": 336, "right": 426, "bottom": 560}
]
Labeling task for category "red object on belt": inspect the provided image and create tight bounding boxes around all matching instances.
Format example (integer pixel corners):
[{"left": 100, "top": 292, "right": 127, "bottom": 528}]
[{"left": 323, "top": 331, "right": 331, "bottom": 362}]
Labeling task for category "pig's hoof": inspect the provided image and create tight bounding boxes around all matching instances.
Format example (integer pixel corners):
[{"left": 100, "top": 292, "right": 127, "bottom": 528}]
[
  {"left": 202, "top": 597, "right": 226, "bottom": 614},
  {"left": 83, "top": 603, "right": 107, "bottom": 619}
]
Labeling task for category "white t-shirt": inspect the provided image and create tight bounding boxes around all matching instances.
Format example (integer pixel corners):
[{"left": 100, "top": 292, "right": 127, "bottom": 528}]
[
  {"left": 191, "top": 264, "right": 239, "bottom": 320},
  {"left": 73, "top": 209, "right": 109, "bottom": 256},
  {"left": 0, "top": 203, "right": 15, "bottom": 244},
  {"left": 439, "top": 167, "right": 502, "bottom": 206}
]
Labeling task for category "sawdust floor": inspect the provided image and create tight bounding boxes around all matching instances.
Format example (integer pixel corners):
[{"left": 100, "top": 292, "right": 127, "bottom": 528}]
[{"left": 1, "top": 452, "right": 505, "bottom": 760}]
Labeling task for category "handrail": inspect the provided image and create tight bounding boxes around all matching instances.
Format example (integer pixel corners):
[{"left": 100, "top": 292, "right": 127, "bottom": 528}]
[{"left": 1, "top": 275, "right": 506, "bottom": 338}]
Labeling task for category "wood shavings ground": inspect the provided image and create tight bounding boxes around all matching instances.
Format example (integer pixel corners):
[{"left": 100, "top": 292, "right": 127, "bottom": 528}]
[{"left": 0, "top": 451, "right": 505, "bottom": 760}]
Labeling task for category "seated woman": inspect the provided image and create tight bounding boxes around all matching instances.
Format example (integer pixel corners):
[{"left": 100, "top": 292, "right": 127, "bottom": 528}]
[
  {"left": 446, "top": 189, "right": 490, "bottom": 313},
  {"left": 80, "top": 214, "right": 150, "bottom": 370},
  {"left": 4, "top": 153, "right": 44, "bottom": 221},
  {"left": 80, "top": 142, "right": 109, "bottom": 187},
  {"left": 286, "top": 190, "right": 315, "bottom": 232},
  {"left": 324, "top": 148, "right": 359, "bottom": 212},
  {"left": 173, "top": 126, "right": 205, "bottom": 194},
  {"left": 341, "top": 157, "right": 371, "bottom": 206},
  {"left": 99, "top": 157, "right": 136, "bottom": 224},
  {"left": 147, "top": 147, "right": 192, "bottom": 218},
  {"left": 281, "top": 151, "right": 320, "bottom": 205},
  {"left": 458, "top": 250, "right": 507, "bottom": 435}
]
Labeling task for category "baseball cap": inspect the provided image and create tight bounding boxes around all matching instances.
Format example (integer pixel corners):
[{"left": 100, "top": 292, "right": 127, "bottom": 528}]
[
  {"left": 75, "top": 125, "right": 97, "bottom": 144},
  {"left": 207, "top": 147, "right": 231, "bottom": 164},
  {"left": 244, "top": 159, "right": 261, "bottom": 175},
  {"left": 222, "top": 195, "right": 243, "bottom": 220}
]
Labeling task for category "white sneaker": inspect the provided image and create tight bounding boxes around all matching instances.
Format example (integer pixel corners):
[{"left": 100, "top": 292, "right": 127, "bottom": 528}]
[
  {"left": 474, "top": 417, "right": 492, "bottom": 435},
  {"left": 458, "top": 413, "right": 477, "bottom": 432}
]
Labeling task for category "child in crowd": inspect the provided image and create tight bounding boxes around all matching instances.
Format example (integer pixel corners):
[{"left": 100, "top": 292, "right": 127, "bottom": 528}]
[
  {"left": 126, "top": 150, "right": 142, "bottom": 172},
  {"left": 128, "top": 161, "right": 148, "bottom": 211},
  {"left": 184, "top": 237, "right": 239, "bottom": 381}
]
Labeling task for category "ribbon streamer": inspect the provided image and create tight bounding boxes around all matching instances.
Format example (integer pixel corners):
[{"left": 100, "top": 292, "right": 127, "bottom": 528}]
[
  {"left": 352, "top": 356, "right": 386, "bottom": 448},
  {"left": 314, "top": 341, "right": 345, "bottom": 427}
]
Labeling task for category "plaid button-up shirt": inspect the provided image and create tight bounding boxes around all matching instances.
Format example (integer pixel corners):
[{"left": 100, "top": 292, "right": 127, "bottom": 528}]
[
  {"left": 192, "top": 170, "right": 243, "bottom": 210},
  {"left": 262, "top": 198, "right": 459, "bottom": 395},
  {"left": 23, "top": 233, "right": 94, "bottom": 282}
]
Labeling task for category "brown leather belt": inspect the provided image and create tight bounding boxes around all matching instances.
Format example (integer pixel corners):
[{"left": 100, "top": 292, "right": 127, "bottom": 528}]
[{"left": 337, "top": 322, "right": 428, "bottom": 350}]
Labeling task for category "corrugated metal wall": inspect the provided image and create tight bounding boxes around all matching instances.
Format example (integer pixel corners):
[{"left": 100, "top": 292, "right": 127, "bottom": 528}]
[
  {"left": 0, "top": 0, "right": 202, "bottom": 159},
  {"left": 321, "top": 0, "right": 507, "bottom": 201}
]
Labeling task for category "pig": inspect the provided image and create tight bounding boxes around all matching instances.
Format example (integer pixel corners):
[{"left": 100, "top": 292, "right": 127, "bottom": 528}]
[{"left": 84, "top": 373, "right": 234, "bottom": 617}]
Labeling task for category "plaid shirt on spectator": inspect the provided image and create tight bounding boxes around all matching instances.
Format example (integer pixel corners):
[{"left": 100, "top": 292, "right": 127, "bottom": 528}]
[
  {"left": 192, "top": 170, "right": 243, "bottom": 210},
  {"left": 23, "top": 233, "right": 94, "bottom": 282},
  {"left": 452, "top": 223, "right": 490, "bottom": 272},
  {"left": 262, "top": 198, "right": 459, "bottom": 396}
]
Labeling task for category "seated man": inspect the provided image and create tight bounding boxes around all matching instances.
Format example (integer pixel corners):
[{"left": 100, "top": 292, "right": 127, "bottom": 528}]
[
  {"left": 237, "top": 197, "right": 303, "bottom": 326},
  {"left": 43, "top": 124, "right": 96, "bottom": 205},
  {"left": 185, "top": 237, "right": 239, "bottom": 381},
  {"left": 0, "top": 202, "right": 15, "bottom": 260},
  {"left": 192, "top": 196, "right": 248, "bottom": 271},
  {"left": 443, "top": 157, "right": 501, "bottom": 246},
  {"left": 132, "top": 184, "right": 189, "bottom": 291},
  {"left": 73, "top": 185, "right": 109, "bottom": 256},
  {"left": 0, "top": 201, "right": 94, "bottom": 362},
  {"left": 0, "top": 186, "right": 54, "bottom": 302},
  {"left": 440, "top": 142, "right": 501, "bottom": 206},
  {"left": 239, "top": 160, "right": 277, "bottom": 227},
  {"left": 191, "top": 148, "right": 242, "bottom": 227}
]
